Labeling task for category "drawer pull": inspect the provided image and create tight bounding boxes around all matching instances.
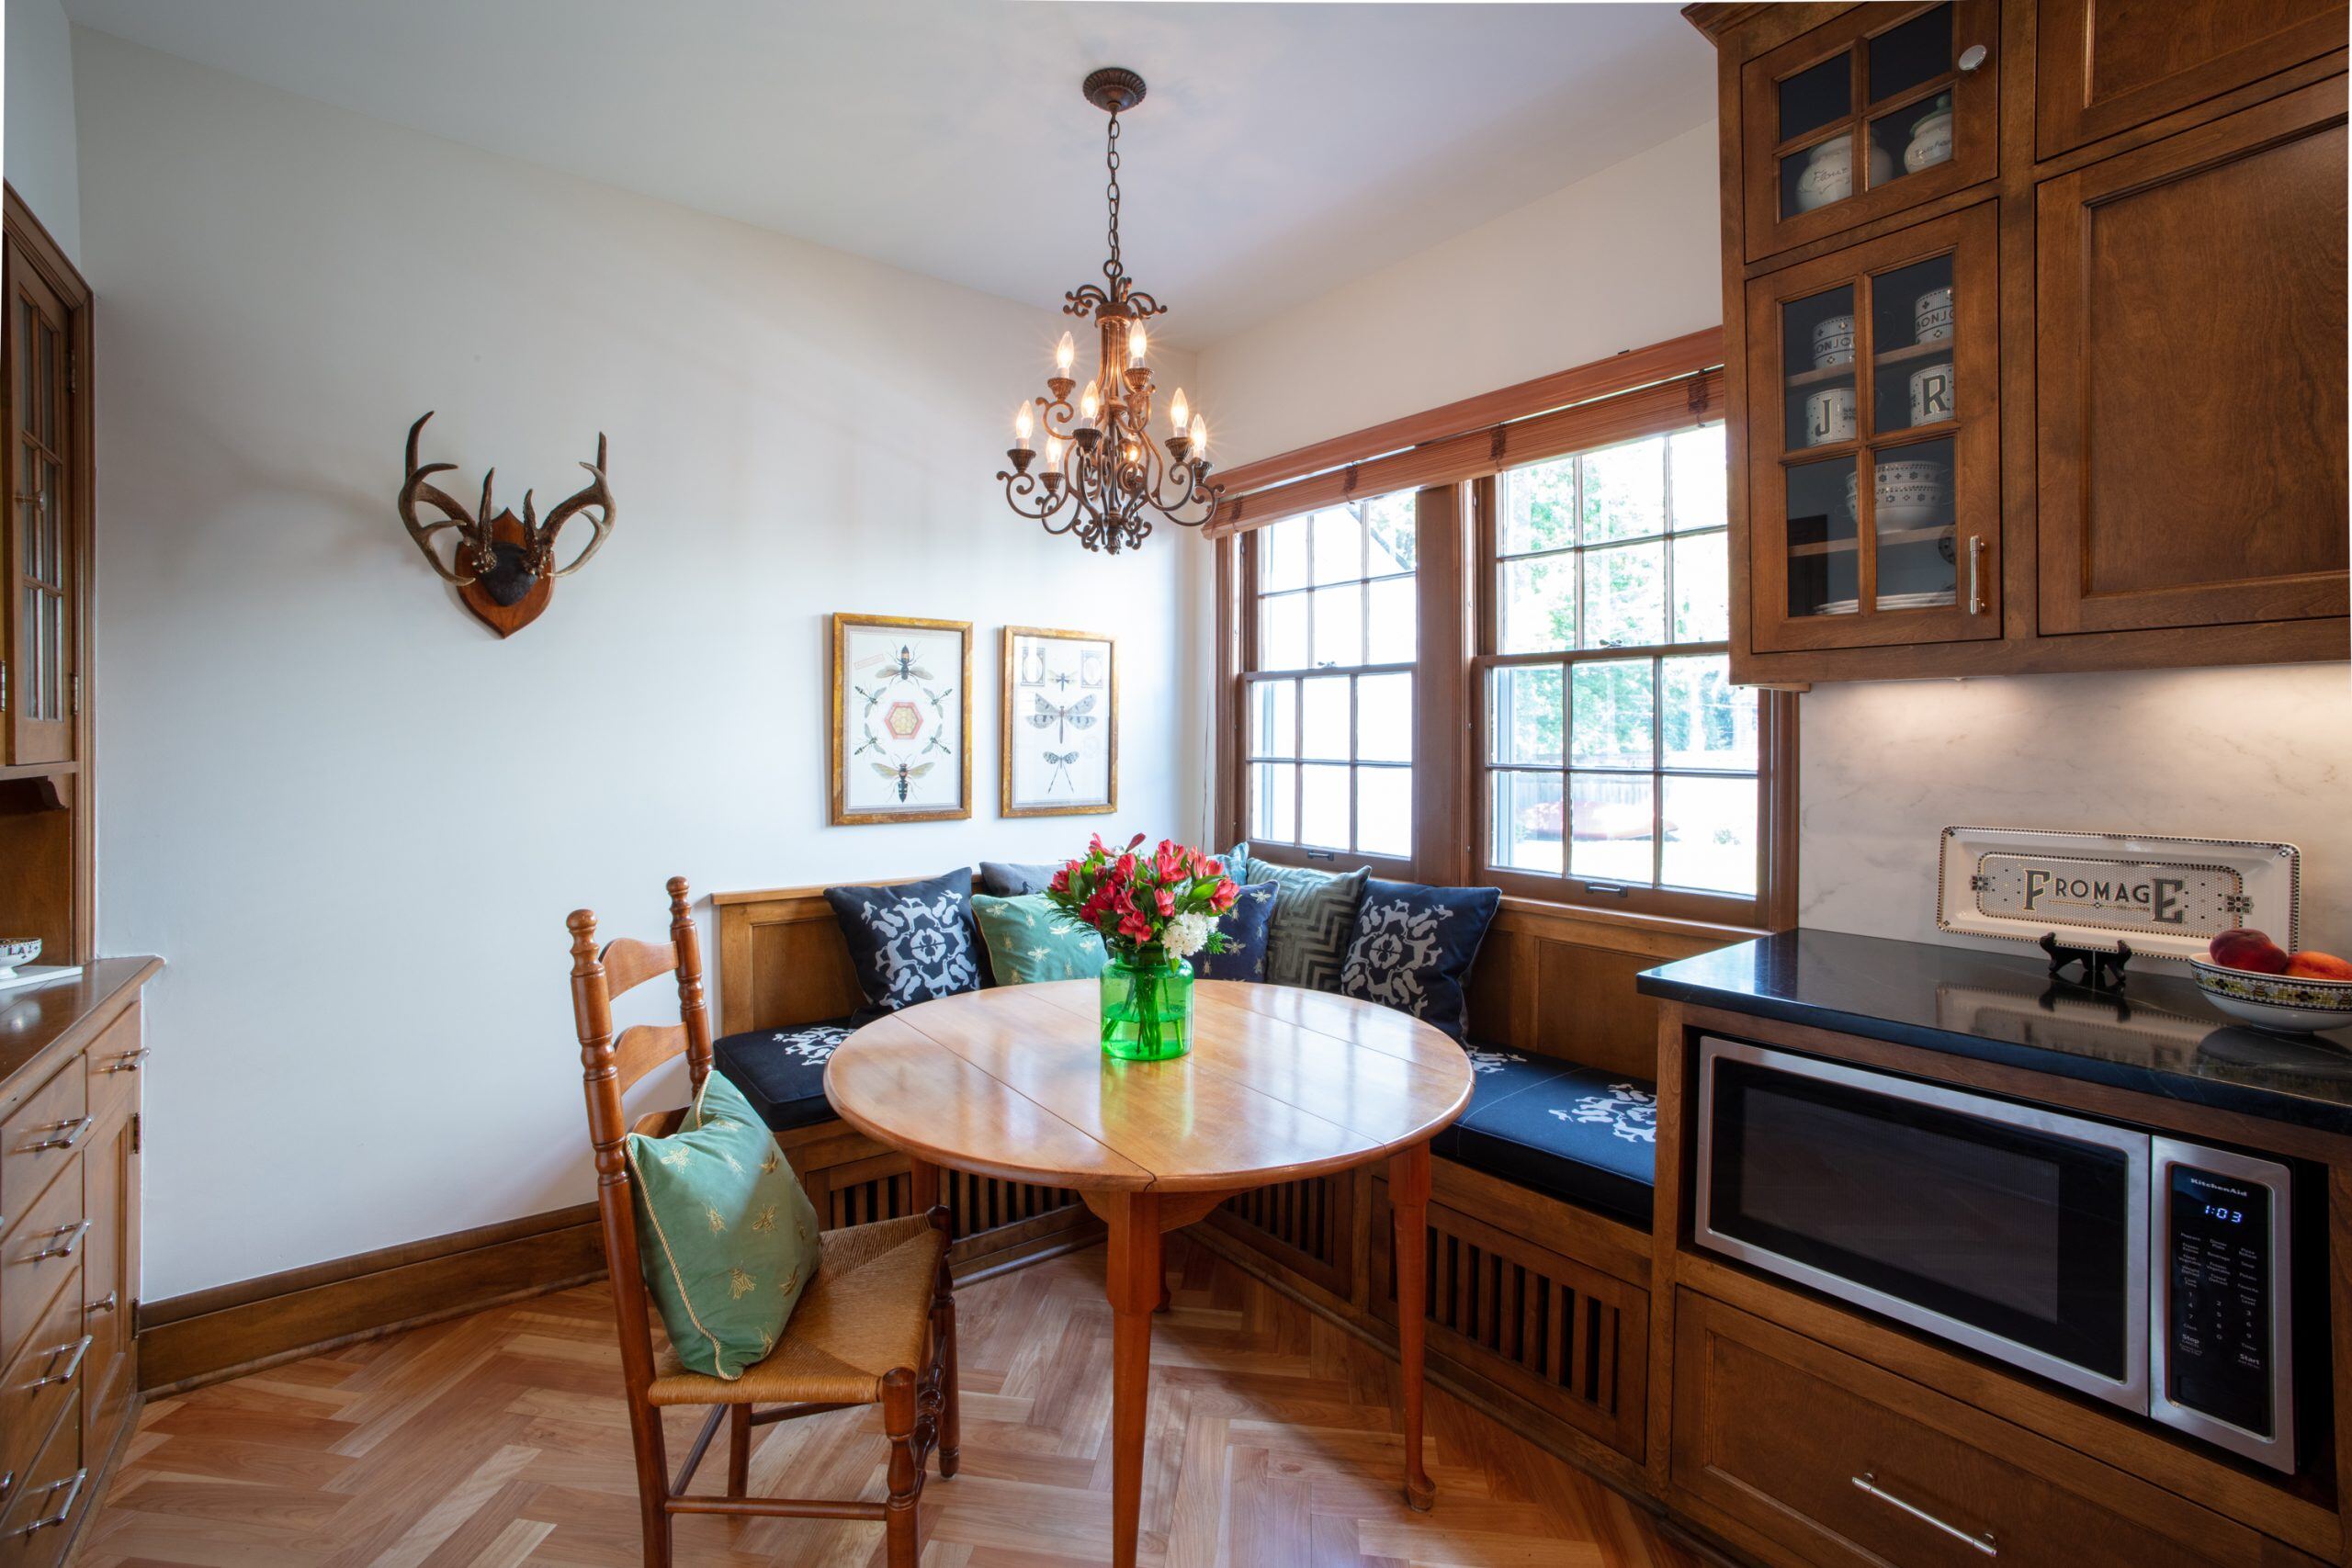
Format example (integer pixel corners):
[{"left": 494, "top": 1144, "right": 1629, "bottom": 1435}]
[
  {"left": 25, "top": 1334, "right": 91, "bottom": 1389},
  {"left": 16, "top": 1468, "right": 85, "bottom": 1536},
  {"left": 23, "top": 1220, "right": 91, "bottom": 1261},
  {"left": 87, "top": 1290, "right": 119, "bottom": 1315},
  {"left": 1853, "top": 1472, "right": 1997, "bottom": 1556},
  {"left": 103, "top": 1048, "right": 151, "bottom": 1073},
  {"left": 19, "top": 1114, "right": 94, "bottom": 1153}
]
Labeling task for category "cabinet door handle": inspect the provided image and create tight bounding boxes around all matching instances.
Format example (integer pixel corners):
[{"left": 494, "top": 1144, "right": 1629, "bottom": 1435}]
[
  {"left": 1852, "top": 1472, "right": 1997, "bottom": 1555},
  {"left": 23, "top": 1220, "right": 91, "bottom": 1261},
  {"left": 1966, "top": 536, "right": 1987, "bottom": 615},
  {"left": 103, "top": 1048, "right": 151, "bottom": 1073},
  {"left": 16, "top": 1469, "right": 85, "bottom": 1536},
  {"left": 87, "top": 1290, "right": 118, "bottom": 1315},
  {"left": 25, "top": 1334, "right": 91, "bottom": 1389},
  {"left": 20, "top": 1114, "right": 94, "bottom": 1153},
  {"left": 1958, "top": 43, "right": 1989, "bottom": 72}
]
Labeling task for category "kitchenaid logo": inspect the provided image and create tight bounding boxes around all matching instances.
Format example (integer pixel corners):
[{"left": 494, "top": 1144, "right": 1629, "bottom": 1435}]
[{"left": 2021, "top": 869, "right": 2189, "bottom": 923}]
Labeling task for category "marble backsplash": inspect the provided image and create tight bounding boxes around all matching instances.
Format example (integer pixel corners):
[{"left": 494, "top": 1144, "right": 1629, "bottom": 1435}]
[{"left": 1799, "top": 661, "right": 2352, "bottom": 961}]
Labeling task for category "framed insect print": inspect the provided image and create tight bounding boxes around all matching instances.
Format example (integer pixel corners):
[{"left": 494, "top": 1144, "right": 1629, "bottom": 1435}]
[
  {"left": 1001, "top": 626, "right": 1116, "bottom": 818},
  {"left": 830, "top": 613, "right": 973, "bottom": 826}
]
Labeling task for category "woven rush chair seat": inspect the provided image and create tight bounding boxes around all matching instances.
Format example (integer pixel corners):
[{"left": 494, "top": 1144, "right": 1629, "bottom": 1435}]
[{"left": 649, "top": 1213, "right": 945, "bottom": 1406}]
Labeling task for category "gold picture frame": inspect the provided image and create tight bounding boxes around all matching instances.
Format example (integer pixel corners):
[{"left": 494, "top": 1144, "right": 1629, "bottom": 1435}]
[
  {"left": 830, "top": 612, "right": 974, "bottom": 826},
  {"left": 1000, "top": 626, "right": 1117, "bottom": 818}
]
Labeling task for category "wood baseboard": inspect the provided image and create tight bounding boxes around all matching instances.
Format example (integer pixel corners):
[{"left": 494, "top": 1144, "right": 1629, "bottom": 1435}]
[{"left": 138, "top": 1202, "right": 608, "bottom": 1394}]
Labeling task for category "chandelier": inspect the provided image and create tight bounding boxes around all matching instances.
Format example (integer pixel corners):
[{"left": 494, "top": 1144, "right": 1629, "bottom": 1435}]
[{"left": 998, "top": 68, "right": 1222, "bottom": 554}]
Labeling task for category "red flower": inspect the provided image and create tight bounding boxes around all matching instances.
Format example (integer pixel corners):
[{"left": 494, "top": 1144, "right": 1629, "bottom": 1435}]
[
  {"left": 1210, "top": 879, "right": 1238, "bottom": 912},
  {"left": 1048, "top": 867, "right": 1071, "bottom": 894},
  {"left": 1118, "top": 911, "right": 1152, "bottom": 942},
  {"left": 1154, "top": 886, "right": 1176, "bottom": 917},
  {"left": 1113, "top": 853, "right": 1136, "bottom": 883},
  {"left": 1128, "top": 832, "right": 1148, "bottom": 850},
  {"left": 1204, "top": 856, "right": 1224, "bottom": 877}
]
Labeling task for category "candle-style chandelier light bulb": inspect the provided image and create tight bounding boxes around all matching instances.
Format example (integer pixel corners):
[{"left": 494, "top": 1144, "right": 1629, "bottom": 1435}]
[
  {"left": 996, "top": 67, "right": 1223, "bottom": 554},
  {"left": 1014, "top": 404, "right": 1035, "bottom": 450}
]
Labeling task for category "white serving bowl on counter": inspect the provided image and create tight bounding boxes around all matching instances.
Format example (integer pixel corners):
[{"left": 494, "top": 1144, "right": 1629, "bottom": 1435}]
[{"left": 2191, "top": 958, "right": 2352, "bottom": 1034}]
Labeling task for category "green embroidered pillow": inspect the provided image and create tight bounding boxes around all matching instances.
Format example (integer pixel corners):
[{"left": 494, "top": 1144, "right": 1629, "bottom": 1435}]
[
  {"left": 972, "top": 891, "right": 1108, "bottom": 984},
  {"left": 624, "top": 1069, "right": 820, "bottom": 1379}
]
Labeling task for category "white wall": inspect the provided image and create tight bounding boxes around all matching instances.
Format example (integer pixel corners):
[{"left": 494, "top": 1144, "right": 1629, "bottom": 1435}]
[
  {"left": 1197, "top": 123, "right": 1722, "bottom": 470},
  {"left": 75, "top": 29, "right": 1205, "bottom": 1300},
  {"left": 6, "top": 0, "right": 82, "bottom": 261},
  {"left": 1195, "top": 121, "right": 2352, "bottom": 952}
]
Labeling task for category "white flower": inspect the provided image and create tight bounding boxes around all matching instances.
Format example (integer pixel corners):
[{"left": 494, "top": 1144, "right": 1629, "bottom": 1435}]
[{"left": 1165, "top": 909, "right": 1216, "bottom": 960}]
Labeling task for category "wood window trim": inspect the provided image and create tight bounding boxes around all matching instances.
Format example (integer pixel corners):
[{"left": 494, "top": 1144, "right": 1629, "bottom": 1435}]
[{"left": 1214, "top": 334, "right": 1797, "bottom": 939}]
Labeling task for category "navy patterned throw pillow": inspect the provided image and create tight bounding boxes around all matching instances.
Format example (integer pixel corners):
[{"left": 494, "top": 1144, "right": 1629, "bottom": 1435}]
[
  {"left": 1338, "top": 878, "right": 1502, "bottom": 1040},
  {"left": 978, "top": 860, "right": 1061, "bottom": 897},
  {"left": 1193, "top": 880, "right": 1276, "bottom": 982},
  {"left": 1225, "top": 843, "right": 1367, "bottom": 993},
  {"left": 823, "top": 869, "right": 982, "bottom": 1021}
]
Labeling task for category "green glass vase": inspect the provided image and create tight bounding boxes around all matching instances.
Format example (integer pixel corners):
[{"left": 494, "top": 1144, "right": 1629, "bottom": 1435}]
[{"left": 1100, "top": 949, "right": 1194, "bottom": 1061}]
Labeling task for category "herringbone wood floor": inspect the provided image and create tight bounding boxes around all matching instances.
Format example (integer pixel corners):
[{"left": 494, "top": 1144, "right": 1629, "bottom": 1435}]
[{"left": 81, "top": 1235, "right": 1700, "bottom": 1568}]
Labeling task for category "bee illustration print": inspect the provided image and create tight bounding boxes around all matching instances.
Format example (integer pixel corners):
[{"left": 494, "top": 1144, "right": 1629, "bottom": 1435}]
[
  {"left": 1029, "top": 691, "right": 1098, "bottom": 745},
  {"left": 888, "top": 644, "right": 931, "bottom": 682},
  {"left": 873, "top": 759, "right": 934, "bottom": 802}
]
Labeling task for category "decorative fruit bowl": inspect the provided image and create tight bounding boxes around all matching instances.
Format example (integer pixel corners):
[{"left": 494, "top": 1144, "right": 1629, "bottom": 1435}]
[
  {"left": 0, "top": 937, "right": 39, "bottom": 979},
  {"left": 2195, "top": 931, "right": 2352, "bottom": 1034}
]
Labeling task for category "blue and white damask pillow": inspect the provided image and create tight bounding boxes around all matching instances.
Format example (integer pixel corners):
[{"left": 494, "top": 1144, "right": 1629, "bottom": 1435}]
[
  {"left": 823, "top": 869, "right": 981, "bottom": 1021},
  {"left": 1337, "top": 878, "right": 1501, "bottom": 1041}
]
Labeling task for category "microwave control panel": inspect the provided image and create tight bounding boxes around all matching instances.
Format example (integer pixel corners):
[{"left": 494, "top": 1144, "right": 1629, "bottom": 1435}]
[{"left": 2163, "top": 1161, "right": 2279, "bottom": 1440}]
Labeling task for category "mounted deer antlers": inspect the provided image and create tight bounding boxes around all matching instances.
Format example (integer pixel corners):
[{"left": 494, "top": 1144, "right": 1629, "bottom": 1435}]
[{"left": 397, "top": 412, "right": 615, "bottom": 637}]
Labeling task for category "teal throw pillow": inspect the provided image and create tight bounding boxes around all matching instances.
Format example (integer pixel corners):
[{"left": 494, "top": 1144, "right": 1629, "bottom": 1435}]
[
  {"left": 972, "top": 891, "right": 1108, "bottom": 984},
  {"left": 624, "top": 1069, "right": 821, "bottom": 1379}
]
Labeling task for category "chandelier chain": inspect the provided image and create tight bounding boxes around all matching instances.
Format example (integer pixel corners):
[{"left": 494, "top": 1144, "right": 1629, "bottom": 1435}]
[{"left": 1103, "top": 111, "right": 1123, "bottom": 289}]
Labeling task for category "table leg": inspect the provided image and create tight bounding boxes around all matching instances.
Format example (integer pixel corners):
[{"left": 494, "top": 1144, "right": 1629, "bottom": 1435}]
[
  {"left": 1104, "top": 1190, "right": 1161, "bottom": 1568},
  {"left": 1390, "top": 1140, "right": 1435, "bottom": 1511}
]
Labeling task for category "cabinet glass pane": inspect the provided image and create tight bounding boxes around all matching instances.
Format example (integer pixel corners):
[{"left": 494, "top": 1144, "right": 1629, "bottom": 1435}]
[
  {"left": 1250, "top": 680, "right": 1296, "bottom": 758},
  {"left": 1570, "top": 659, "right": 1655, "bottom": 770},
  {"left": 1872, "top": 434, "right": 1958, "bottom": 610},
  {"left": 1357, "top": 767, "right": 1411, "bottom": 858},
  {"left": 1357, "top": 672, "right": 1412, "bottom": 762},
  {"left": 1299, "top": 674, "right": 1350, "bottom": 761},
  {"left": 40, "top": 592, "right": 61, "bottom": 717},
  {"left": 39, "top": 458, "right": 61, "bottom": 587},
  {"left": 1498, "top": 554, "right": 1577, "bottom": 652},
  {"left": 1570, "top": 773, "right": 1655, "bottom": 884},
  {"left": 1871, "top": 254, "right": 1958, "bottom": 434},
  {"left": 1782, "top": 130, "right": 1871, "bottom": 220},
  {"left": 1259, "top": 592, "right": 1306, "bottom": 670},
  {"left": 1779, "top": 52, "right": 1851, "bottom": 143},
  {"left": 1308, "top": 584, "right": 1363, "bottom": 668},
  {"left": 1868, "top": 4, "right": 1953, "bottom": 103},
  {"left": 1786, "top": 455, "right": 1860, "bottom": 618},
  {"left": 1488, "top": 665, "right": 1564, "bottom": 767},
  {"left": 1251, "top": 763, "right": 1296, "bottom": 842},
  {"left": 37, "top": 316, "right": 56, "bottom": 446},
  {"left": 1490, "top": 771, "right": 1564, "bottom": 873},
  {"left": 1782, "top": 285, "right": 1857, "bottom": 452},
  {"left": 1663, "top": 774, "right": 1759, "bottom": 896},
  {"left": 1300, "top": 764, "right": 1350, "bottom": 849},
  {"left": 1258, "top": 517, "right": 1308, "bottom": 592},
  {"left": 1583, "top": 540, "right": 1666, "bottom": 649},
  {"left": 1867, "top": 91, "right": 1953, "bottom": 194}
]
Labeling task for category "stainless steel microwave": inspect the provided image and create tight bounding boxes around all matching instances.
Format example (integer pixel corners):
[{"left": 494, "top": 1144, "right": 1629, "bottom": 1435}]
[{"left": 1694, "top": 1038, "right": 2298, "bottom": 1472}]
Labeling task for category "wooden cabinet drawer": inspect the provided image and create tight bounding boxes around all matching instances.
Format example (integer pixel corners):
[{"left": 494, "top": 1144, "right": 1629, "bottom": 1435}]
[
  {"left": 1670, "top": 1291, "right": 2267, "bottom": 1567},
  {"left": 0, "top": 1389, "right": 83, "bottom": 1568},
  {"left": 0, "top": 1263, "right": 85, "bottom": 1521},
  {"left": 0, "top": 1064, "right": 85, "bottom": 1235},
  {"left": 82, "top": 1003, "right": 145, "bottom": 1128},
  {"left": 0, "top": 1157, "right": 83, "bottom": 1371}
]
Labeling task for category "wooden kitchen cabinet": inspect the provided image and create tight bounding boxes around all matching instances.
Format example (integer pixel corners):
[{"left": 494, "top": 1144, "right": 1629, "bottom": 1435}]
[
  {"left": 2037, "top": 81, "right": 2348, "bottom": 637},
  {"left": 1, "top": 208, "right": 84, "bottom": 770},
  {"left": 1690, "top": 0, "right": 2349, "bottom": 684}
]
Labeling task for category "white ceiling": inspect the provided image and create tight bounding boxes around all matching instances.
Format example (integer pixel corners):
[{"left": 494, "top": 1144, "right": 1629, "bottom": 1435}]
[{"left": 61, "top": 0, "right": 1716, "bottom": 344}]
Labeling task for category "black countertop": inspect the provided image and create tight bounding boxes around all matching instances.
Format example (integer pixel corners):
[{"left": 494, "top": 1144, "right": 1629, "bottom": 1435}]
[{"left": 1638, "top": 928, "right": 2352, "bottom": 1138}]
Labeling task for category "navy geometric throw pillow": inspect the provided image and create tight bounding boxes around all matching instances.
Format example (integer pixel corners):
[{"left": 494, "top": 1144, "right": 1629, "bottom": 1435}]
[
  {"left": 822, "top": 869, "right": 981, "bottom": 1021},
  {"left": 1338, "top": 878, "right": 1502, "bottom": 1041}
]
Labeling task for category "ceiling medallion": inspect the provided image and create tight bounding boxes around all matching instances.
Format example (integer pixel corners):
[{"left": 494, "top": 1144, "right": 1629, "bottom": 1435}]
[{"left": 997, "top": 67, "right": 1222, "bottom": 555}]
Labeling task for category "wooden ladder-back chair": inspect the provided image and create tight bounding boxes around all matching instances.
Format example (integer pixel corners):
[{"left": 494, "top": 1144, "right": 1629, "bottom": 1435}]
[{"left": 567, "top": 876, "right": 958, "bottom": 1567}]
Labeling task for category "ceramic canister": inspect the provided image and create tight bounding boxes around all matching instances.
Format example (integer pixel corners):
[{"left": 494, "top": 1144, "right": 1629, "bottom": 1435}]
[
  {"left": 1843, "top": 459, "right": 1952, "bottom": 527},
  {"left": 1804, "top": 387, "right": 1858, "bottom": 446},
  {"left": 1811, "top": 314, "right": 1856, "bottom": 368},
  {"left": 1908, "top": 362, "right": 1955, "bottom": 426},
  {"left": 1792, "top": 139, "right": 1853, "bottom": 211},
  {"left": 1904, "top": 95, "right": 1954, "bottom": 175},
  {"left": 1915, "top": 286, "right": 1954, "bottom": 343}
]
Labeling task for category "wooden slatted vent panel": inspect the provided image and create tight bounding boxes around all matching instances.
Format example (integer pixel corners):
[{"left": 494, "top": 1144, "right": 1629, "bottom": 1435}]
[
  {"left": 822, "top": 1165, "right": 1080, "bottom": 1240},
  {"left": 1373, "top": 1191, "right": 1647, "bottom": 1460},
  {"left": 1212, "top": 1176, "right": 1353, "bottom": 1299}
]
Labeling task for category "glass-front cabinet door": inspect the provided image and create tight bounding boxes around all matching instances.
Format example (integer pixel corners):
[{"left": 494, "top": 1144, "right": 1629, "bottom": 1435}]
[
  {"left": 1746, "top": 203, "right": 1998, "bottom": 653},
  {"left": 1740, "top": 0, "right": 1997, "bottom": 263},
  {"left": 5, "top": 249, "right": 75, "bottom": 766}
]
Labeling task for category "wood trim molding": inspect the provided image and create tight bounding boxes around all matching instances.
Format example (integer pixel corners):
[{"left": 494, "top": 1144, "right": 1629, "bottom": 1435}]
[{"left": 137, "top": 1202, "right": 608, "bottom": 1394}]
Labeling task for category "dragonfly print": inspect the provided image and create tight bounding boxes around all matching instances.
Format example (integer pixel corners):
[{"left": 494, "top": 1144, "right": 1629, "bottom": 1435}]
[
  {"left": 1043, "top": 750, "right": 1079, "bottom": 793},
  {"left": 1029, "top": 692, "right": 1097, "bottom": 745},
  {"left": 871, "top": 760, "right": 934, "bottom": 802}
]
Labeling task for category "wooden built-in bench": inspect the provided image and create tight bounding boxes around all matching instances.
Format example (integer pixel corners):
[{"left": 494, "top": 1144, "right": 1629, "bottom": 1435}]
[{"left": 710, "top": 879, "right": 1741, "bottom": 1490}]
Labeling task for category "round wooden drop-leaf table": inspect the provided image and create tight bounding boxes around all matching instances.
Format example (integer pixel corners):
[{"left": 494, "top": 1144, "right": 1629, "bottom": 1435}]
[{"left": 823, "top": 977, "right": 1475, "bottom": 1568}]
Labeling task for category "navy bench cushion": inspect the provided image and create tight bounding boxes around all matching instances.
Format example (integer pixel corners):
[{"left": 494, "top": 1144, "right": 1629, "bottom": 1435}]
[
  {"left": 1439, "top": 1044, "right": 1657, "bottom": 1227},
  {"left": 712, "top": 1021, "right": 856, "bottom": 1133}
]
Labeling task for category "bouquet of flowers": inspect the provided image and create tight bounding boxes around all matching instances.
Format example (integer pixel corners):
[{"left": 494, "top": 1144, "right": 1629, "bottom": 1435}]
[{"left": 1047, "top": 833, "right": 1239, "bottom": 966}]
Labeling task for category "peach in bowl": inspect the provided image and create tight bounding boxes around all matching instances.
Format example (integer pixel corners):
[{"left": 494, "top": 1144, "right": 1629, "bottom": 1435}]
[{"left": 2194, "top": 931, "right": 2352, "bottom": 1034}]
